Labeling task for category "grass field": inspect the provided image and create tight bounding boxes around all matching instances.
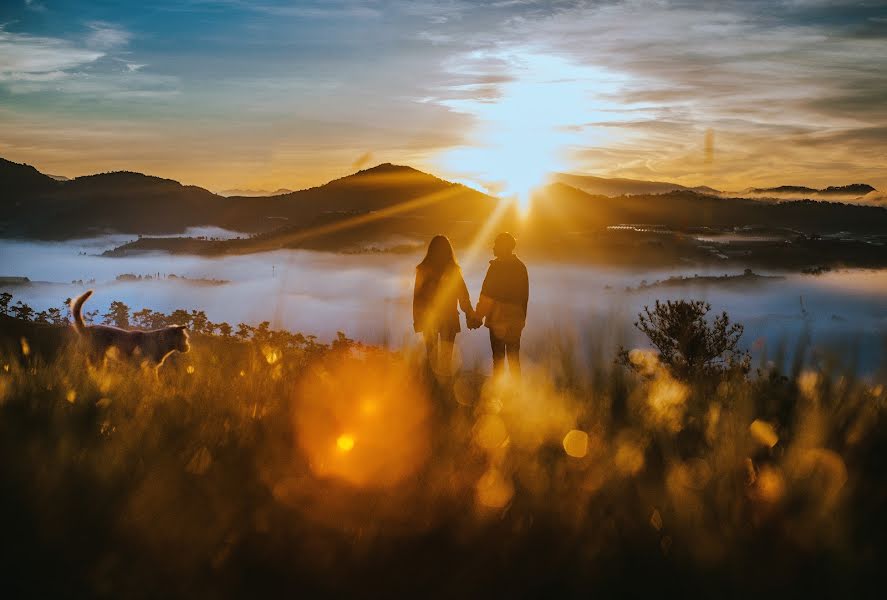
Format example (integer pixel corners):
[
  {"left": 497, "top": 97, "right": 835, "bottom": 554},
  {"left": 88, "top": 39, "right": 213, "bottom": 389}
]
[{"left": 1, "top": 312, "right": 885, "bottom": 598}]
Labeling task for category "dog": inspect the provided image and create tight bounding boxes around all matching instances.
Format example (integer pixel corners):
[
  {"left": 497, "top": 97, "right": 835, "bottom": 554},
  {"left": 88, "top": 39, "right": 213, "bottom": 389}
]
[{"left": 71, "top": 290, "right": 190, "bottom": 367}]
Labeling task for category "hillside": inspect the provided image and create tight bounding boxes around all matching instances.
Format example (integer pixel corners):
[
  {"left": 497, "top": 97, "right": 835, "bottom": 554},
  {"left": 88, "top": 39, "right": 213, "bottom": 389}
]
[
  {"left": 0, "top": 159, "right": 498, "bottom": 240},
  {"left": 0, "top": 161, "right": 231, "bottom": 239},
  {"left": 2, "top": 157, "right": 885, "bottom": 262},
  {"left": 745, "top": 183, "right": 876, "bottom": 199},
  {"left": 526, "top": 184, "right": 887, "bottom": 235},
  {"left": 550, "top": 172, "right": 717, "bottom": 196}
]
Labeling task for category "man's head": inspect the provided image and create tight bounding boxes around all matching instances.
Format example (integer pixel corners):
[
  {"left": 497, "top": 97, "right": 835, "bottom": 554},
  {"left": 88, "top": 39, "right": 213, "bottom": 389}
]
[{"left": 493, "top": 232, "right": 517, "bottom": 258}]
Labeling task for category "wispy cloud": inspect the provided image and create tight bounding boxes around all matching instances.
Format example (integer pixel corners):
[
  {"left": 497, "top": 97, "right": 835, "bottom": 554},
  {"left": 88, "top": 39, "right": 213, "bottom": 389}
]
[
  {"left": 0, "top": 0, "right": 884, "bottom": 191},
  {"left": 0, "top": 23, "right": 176, "bottom": 99},
  {"left": 85, "top": 21, "right": 131, "bottom": 50},
  {"left": 0, "top": 27, "right": 102, "bottom": 76},
  {"left": 470, "top": 0, "right": 887, "bottom": 188},
  {"left": 24, "top": 0, "right": 47, "bottom": 13}
]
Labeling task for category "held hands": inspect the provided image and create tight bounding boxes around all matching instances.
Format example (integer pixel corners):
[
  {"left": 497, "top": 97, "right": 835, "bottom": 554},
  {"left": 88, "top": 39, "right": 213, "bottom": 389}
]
[{"left": 465, "top": 308, "right": 483, "bottom": 330}]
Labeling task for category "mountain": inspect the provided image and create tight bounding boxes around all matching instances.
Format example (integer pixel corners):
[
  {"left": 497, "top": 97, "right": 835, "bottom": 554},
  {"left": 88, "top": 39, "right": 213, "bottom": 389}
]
[
  {"left": 219, "top": 188, "right": 293, "bottom": 197},
  {"left": 820, "top": 184, "right": 876, "bottom": 196},
  {"left": 3, "top": 156, "right": 886, "bottom": 256},
  {"left": 0, "top": 159, "right": 498, "bottom": 241},
  {"left": 524, "top": 184, "right": 887, "bottom": 235},
  {"left": 1, "top": 158, "right": 61, "bottom": 198},
  {"left": 746, "top": 183, "right": 876, "bottom": 198},
  {"left": 1, "top": 165, "right": 228, "bottom": 239},
  {"left": 550, "top": 172, "right": 720, "bottom": 197},
  {"left": 113, "top": 163, "right": 501, "bottom": 253}
]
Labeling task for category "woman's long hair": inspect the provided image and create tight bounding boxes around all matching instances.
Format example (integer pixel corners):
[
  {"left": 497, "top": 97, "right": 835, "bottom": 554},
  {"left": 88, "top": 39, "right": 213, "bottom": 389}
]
[{"left": 417, "top": 235, "right": 459, "bottom": 275}]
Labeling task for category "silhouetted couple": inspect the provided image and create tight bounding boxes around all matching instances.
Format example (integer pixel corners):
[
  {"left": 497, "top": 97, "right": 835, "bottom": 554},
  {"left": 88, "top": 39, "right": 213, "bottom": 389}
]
[{"left": 413, "top": 233, "right": 529, "bottom": 380}]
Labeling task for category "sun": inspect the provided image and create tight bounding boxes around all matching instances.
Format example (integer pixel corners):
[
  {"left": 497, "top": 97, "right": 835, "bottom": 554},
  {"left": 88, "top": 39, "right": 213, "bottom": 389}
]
[
  {"left": 440, "top": 133, "right": 558, "bottom": 215},
  {"left": 433, "top": 52, "right": 621, "bottom": 214}
]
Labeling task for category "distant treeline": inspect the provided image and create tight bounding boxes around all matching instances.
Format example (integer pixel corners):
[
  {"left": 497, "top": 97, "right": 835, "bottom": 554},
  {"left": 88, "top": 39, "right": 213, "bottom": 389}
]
[{"left": 0, "top": 291, "right": 356, "bottom": 353}]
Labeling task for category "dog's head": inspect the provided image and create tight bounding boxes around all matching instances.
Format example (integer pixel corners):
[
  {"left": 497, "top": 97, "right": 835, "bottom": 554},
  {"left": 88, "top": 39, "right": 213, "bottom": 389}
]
[{"left": 166, "top": 325, "right": 191, "bottom": 353}]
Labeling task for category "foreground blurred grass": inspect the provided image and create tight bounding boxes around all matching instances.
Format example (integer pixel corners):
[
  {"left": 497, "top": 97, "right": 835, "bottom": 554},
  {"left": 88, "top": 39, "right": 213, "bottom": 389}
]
[{"left": 1, "top": 315, "right": 886, "bottom": 598}]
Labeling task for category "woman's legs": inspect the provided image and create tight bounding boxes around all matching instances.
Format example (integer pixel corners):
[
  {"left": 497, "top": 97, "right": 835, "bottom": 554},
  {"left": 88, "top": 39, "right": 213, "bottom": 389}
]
[
  {"left": 425, "top": 330, "right": 457, "bottom": 378},
  {"left": 438, "top": 331, "right": 456, "bottom": 376}
]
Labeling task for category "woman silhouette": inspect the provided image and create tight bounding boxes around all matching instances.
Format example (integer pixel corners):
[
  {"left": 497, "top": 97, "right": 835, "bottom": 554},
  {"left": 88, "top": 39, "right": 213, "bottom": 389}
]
[{"left": 413, "top": 235, "right": 477, "bottom": 378}]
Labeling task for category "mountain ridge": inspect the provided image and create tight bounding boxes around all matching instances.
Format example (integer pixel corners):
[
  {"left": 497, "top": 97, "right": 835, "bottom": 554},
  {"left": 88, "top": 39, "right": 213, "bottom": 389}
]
[
  {"left": 0, "top": 156, "right": 883, "bottom": 244},
  {"left": 0, "top": 157, "right": 496, "bottom": 240}
]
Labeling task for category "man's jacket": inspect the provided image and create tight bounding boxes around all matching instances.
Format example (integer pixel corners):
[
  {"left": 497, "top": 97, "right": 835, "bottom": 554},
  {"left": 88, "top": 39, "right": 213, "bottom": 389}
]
[{"left": 476, "top": 254, "right": 528, "bottom": 341}]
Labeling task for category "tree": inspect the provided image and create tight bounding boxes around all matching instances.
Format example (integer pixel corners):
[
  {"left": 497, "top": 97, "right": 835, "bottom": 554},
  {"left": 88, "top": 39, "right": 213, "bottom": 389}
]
[
  {"left": 254, "top": 321, "right": 271, "bottom": 342},
  {"left": 332, "top": 331, "right": 356, "bottom": 352},
  {"left": 102, "top": 301, "right": 131, "bottom": 328},
  {"left": 168, "top": 309, "right": 192, "bottom": 329},
  {"left": 132, "top": 308, "right": 166, "bottom": 330},
  {"left": 619, "top": 299, "right": 749, "bottom": 380},
  {"left": 235, "top": 323, "right": 254, "bottom": 341},
  {"left": 190, "top": 310, "right": 209, "bottom": 335},
  {"left": 46, "top": 307, "right": 65, "bottom": 325},
  {"left": 11, "top": 301, "right": 35, "bottom": 322},
  {"left": 0, "top": 292, "right": 12, "bottom": 316},
  {"left": 217, "top": 322, "right": 233, "bottom": 338}
]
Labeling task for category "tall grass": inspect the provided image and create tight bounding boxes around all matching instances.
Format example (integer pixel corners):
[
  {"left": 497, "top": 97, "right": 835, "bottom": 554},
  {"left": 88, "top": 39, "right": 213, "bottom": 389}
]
[{"left": 0, "top": 317, "right": 885, "bottom": 598}]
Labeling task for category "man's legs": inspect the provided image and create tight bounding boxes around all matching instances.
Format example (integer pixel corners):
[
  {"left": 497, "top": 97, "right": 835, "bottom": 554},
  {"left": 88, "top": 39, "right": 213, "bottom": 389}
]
[
  {"left": 423, "top": 331, "right": 438, "bottom": 371},
  {"left": 490, "top": 330, "right": 506, "bottom": 376},
  {"left": 505, "top": 337, "right": 521, "bottom": 378}
]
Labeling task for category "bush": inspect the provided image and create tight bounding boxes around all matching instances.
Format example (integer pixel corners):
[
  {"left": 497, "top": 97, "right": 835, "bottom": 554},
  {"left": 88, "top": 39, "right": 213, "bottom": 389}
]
[{"left": 619, "top": 299, "right": 750, "bottom": 380}]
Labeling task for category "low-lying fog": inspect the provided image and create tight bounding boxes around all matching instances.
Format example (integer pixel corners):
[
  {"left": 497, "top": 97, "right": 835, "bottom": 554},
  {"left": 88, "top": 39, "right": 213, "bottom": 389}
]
[{"left": 3, "top": 234, "right": 886, "bottom": 374}]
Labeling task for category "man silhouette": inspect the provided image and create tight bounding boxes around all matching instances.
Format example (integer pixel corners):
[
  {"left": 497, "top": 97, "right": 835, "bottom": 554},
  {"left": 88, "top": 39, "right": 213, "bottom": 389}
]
[{"left": 475, "top": 232, "right": 529, "bottom": 377}]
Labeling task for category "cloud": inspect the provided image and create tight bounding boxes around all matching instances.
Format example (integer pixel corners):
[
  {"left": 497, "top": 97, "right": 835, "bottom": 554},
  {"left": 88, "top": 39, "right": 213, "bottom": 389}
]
[
  {"left": 0, "top": 24, "right": 177, "bottom": 100},
  {"left": 0, "top": 28, "right": 103, "bottom": 76},
  {"left": 2, "top": 0, "right": 884, "bottom": 192},
  {"left": 24, "top": 0, "right": 47, "bottom": 12},
  {"left": 459, "top": 0, "right": 887, "bottom": 189},
  {"left": 858, "top": 190, "right": 886, "bottom": 205},
  {"left": 85, "top": 22, "right": 132, "bottom": 50},
  {"left": 351, "top": 152, "right": 374, "bottom": 170}
]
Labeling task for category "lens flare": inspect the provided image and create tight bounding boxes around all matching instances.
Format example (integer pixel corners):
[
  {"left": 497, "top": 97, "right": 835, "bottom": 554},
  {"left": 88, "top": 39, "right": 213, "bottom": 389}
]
[
  {"left": 293, "top": 352, "right": 431, "bottom": 488},
  {"left": 562, "top": 429, "right": 589, "bottom": 458},
  {"left": 336, "top": 434, "right": 355, "bottom": 452}
]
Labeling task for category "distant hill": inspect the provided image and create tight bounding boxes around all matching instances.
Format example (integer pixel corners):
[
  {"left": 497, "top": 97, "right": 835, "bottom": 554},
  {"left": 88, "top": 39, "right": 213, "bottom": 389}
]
[
  {"left": 525, "top": 184, "right": 887, "bottom": 236},
  {"left": 746, "top": 183, "right": 876, "bottom": 198},
  {"left": 1, "top": 163, "right": 228, "bottom": 239},
  {"left": 1, "top": 158, "right": 61, "bottom": 198},
  {"left": 551, "top": 172, "right": 720, "bottom": 197},
  {"left": 219, "top": 188, "right": 293, "bottom": 197},
  {"left": 819, "top": 184, "right": 876, "bottom": 196},
  {"left": 106, "top": 181, "right": 887, "bottom": 271},
  {"left": 2, "top": 156, "right": 885, "bottom": 252},
  {"left": 0, "top": 158, "right": 498, "bottom": 241}
]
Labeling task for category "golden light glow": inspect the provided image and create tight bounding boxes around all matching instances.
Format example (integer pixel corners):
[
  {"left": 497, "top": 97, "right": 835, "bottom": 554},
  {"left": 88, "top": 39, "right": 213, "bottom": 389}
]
[
  {"left": 262, "top": 346, "right": 281, "bottom": 364},
  {"left": 562, "top": 429, "right": 589, "bottom": 458},
  {"left": 476, "top": 467, "right": 514, "bottom": 509},
  {"left": 749, "top": 419, "right": 779, "bottom": 448},
  {"left": 438, "top": 53, "right": 624, "bottom": 214},
  {"left": 293, "top": 352, "right": 431, "bottom": 488},
  {"left": 336, "top": 434, "right": 355, "bottom": 452},
  {"left": 473, "top": 414, "right": 509, "bottom": 450}
]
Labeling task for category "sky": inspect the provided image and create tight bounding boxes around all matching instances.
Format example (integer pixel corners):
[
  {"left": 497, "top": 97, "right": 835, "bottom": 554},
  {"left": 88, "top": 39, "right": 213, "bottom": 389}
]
[{"left": 1, "top": 0, "right": 886, "bottom": 194}]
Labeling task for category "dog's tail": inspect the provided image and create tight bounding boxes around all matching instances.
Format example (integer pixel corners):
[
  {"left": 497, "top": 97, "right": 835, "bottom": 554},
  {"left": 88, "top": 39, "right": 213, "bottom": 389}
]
[{"left": 71, "top": 290, "right": 93, "bottom": 335}]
